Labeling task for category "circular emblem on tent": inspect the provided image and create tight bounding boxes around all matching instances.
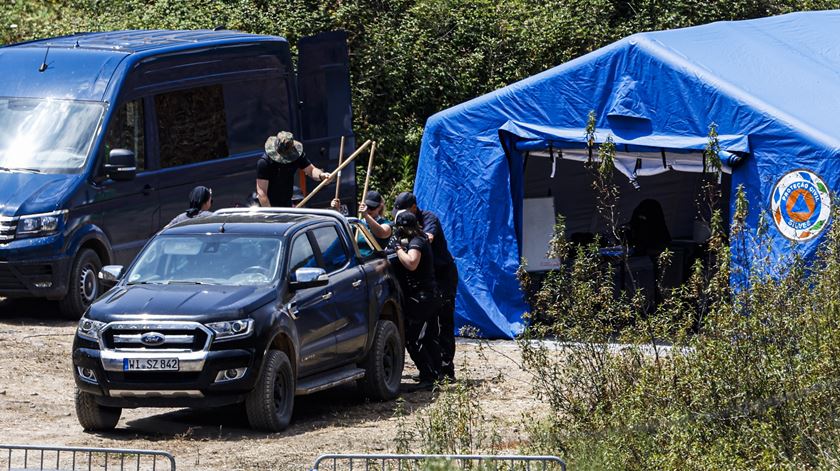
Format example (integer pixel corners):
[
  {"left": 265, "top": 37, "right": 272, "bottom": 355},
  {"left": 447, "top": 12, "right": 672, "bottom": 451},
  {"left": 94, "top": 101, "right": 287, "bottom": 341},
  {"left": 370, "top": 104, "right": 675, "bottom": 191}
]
[{"left": 770, "top": 170, "right": 831, "bottom": 241}]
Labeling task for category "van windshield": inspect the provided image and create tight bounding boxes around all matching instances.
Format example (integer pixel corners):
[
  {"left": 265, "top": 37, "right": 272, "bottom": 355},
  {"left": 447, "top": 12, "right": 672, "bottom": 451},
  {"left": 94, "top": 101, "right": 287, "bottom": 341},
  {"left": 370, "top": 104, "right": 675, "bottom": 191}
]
[
  {"left": 0, "top": 97, "right": 104, "bottom": 174},
  {"left": 125, "top": 235, "right": 283, "bottom": 287}
]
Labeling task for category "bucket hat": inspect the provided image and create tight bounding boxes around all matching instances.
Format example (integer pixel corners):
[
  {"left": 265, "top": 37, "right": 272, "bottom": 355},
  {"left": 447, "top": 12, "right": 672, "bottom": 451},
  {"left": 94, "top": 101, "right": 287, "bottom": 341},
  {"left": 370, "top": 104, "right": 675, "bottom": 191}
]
[{"left": 264, "top": 131, "right": 303, "bottom": 164}]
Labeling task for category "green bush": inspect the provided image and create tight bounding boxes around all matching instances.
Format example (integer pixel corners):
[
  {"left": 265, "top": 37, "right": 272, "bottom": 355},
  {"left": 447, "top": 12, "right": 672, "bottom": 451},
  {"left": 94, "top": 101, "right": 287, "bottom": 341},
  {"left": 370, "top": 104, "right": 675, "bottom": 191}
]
[{"left": 518, "top": 128, "right": 840, "bottom": 469}]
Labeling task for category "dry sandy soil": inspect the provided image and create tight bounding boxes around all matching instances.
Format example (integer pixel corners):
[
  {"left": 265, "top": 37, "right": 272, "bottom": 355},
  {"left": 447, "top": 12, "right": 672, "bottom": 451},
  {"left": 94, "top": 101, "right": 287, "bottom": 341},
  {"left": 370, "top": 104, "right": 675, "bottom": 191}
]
[{"left": 0, "top": 298, "right": 542, "bottom": 470}]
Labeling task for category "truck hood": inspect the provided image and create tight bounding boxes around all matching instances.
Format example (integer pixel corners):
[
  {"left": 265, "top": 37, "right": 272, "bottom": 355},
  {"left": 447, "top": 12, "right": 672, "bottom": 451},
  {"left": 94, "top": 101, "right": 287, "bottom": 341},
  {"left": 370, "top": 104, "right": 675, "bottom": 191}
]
[
  {"left": 0, "top": 172, "right": 79, "bottom": 217},
  {"left": 87, "top": 284, "right": 278, "bottom": 322}
]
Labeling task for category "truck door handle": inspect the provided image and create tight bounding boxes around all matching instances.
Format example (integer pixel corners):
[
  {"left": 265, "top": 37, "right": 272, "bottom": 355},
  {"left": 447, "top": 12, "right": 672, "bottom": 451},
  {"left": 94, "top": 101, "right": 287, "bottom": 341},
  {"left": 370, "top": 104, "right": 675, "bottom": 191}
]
[
  {"left": 321, "top": 292, "right": 333, "bottom": 301},
  {"left": 142, "top": 184, "right": 154, "bottom": 195},
  {"left": 352, "top": 280, "right": 362, "bottom": 288}
]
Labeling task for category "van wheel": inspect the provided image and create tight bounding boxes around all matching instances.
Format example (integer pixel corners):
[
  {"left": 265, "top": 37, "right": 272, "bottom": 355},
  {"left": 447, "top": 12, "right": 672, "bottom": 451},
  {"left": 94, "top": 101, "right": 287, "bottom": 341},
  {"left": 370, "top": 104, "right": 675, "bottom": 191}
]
[
  {"left": 359, "top": 320, "right": 404, "bottom": 400},
  {"left": 59, "top": 249, "right": 102, "bottom": 319},
  {"left": 246, "top": 350, "right": 295, "bottom": 432},
  {"left": 75, "top": 388, "right": 120, "bottom": 431}
]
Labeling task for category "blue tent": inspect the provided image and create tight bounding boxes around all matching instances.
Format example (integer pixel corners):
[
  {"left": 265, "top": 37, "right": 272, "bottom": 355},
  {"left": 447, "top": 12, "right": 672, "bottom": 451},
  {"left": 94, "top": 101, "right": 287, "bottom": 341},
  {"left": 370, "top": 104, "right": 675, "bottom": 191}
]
[{"left": 415, "top": 11, "right": 840, "bottom": 338}]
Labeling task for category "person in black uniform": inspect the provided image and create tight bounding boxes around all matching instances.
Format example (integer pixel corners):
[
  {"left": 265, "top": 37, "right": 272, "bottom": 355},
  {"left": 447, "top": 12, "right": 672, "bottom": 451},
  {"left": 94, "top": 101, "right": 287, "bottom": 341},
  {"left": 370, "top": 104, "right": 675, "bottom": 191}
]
[
  {"left": 393, "top": 210, "right": 442, "bottom": 390},
  {"left": 256, "top": 131, "right": 330, "bottom": 207},
  {"left": 394, "top": 192, "right": 458, "bottom": 380}
]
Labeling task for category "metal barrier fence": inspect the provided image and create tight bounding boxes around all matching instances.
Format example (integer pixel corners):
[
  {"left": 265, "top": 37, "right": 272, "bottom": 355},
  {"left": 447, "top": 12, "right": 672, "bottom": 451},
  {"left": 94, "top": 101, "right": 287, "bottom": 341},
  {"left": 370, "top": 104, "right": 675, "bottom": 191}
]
[
  {"left": 0, "top": 444, "right": 176, "bottom": 471},
  {"left": 311, "top": 454, "right": 566, "bottom": 471}
]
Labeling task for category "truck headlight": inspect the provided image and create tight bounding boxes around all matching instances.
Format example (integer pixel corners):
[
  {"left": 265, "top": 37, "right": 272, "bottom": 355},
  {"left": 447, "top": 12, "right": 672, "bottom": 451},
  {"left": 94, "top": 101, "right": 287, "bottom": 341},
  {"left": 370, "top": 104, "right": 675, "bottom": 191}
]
[
  {"left": 77, "top": 318, "right": 106, "bottom": 342},
  {"left": 206, "top": 319, "right": 254, "bottom": 342},
  {"left": 16, "top": 210, "right": 67, "bottom": 238}
]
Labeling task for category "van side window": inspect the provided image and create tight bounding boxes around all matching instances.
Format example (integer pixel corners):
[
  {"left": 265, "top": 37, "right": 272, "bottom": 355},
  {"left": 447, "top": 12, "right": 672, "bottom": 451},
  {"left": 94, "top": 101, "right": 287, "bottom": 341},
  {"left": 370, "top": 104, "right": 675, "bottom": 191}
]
[
  {"left": 289, "top": 233, "right": 317, "bottom": 275},
  {"left": 312, "top": 226, "right": 349, "bottom": 273},
  {"left": 103, "top": 99, "right": 145, "bottom": 171},
  {"left": 224, "top": 78, "right": 290, "bottom": 155},
  {"left": 155, "top": 85, "right": 229, "bottom": 167}
]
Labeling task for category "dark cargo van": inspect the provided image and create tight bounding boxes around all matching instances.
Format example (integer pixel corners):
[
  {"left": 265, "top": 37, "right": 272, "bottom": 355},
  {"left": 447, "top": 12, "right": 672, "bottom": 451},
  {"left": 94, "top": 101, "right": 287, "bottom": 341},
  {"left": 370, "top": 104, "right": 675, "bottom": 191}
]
[{"left": 0, "top": 29, "right": 356, "bottom": 317}]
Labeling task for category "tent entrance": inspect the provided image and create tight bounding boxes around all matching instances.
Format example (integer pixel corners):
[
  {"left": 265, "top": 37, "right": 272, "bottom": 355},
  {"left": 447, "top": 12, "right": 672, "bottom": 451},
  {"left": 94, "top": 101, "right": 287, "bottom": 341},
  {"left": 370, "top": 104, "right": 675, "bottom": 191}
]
[{"left": 521, "top": 150, "right": 731, "bottom": 299}]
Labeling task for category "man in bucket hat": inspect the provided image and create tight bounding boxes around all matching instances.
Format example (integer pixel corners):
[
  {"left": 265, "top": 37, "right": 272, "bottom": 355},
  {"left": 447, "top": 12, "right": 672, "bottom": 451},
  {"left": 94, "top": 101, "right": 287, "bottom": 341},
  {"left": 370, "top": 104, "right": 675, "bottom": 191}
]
[{"left": 256, "top": 131, "right": 331, "bottom": 207}]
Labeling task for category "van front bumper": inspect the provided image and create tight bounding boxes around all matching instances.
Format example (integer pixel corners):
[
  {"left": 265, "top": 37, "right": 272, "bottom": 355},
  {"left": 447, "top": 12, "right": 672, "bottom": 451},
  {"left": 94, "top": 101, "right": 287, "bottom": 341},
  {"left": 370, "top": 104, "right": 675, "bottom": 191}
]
[
  {"left": 0, "top": 233, "right": 71, "bottom": 299},
  {"left": 0, "top": 258, "right": 70, "bottom": 299}
]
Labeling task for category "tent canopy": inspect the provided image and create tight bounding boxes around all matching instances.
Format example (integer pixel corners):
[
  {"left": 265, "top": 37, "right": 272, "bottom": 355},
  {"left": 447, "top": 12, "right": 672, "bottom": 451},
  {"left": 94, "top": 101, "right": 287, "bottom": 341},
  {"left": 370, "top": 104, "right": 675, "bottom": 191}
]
[{"left": 415, "top": 11, "right": 840, "bottom": 338}]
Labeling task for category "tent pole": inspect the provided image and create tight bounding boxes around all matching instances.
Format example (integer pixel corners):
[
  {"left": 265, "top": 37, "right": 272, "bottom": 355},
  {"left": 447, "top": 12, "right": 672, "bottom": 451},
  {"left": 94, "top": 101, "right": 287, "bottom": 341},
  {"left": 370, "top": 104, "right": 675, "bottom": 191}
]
[{"left": 549, "top": 143, "right": 556, "bottom": 178}]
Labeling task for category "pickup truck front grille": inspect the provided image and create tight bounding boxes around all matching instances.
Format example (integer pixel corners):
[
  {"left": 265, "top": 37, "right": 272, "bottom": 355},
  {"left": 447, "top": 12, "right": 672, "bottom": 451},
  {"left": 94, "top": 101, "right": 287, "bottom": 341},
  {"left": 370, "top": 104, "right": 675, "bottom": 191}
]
[
  {"left": 112, "top": 333, "right": 197, "bottom": 347},
  {"left": 101, "top": 322, "right": 212, "bottom": 352},
  {"left": 0, "top": 216, "right": 16, "bottom": 242}
]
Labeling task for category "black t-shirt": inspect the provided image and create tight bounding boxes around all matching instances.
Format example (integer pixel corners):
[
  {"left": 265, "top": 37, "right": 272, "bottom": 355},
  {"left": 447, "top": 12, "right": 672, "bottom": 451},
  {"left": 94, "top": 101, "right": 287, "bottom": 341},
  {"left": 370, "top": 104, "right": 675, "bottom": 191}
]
[
  {"left": 404, "top": 235, "right": 437, "bottom": 293},
  {"left": 417, "top": 209, "right": 454, "bottom": 267},
  {"left": 256, "top": 153, "right": 311, "bottom": 207}
]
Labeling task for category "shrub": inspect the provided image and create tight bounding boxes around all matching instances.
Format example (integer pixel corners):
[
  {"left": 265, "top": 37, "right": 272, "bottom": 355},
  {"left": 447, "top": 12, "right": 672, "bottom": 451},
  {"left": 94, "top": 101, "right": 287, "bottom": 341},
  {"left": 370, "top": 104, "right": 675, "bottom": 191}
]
[{"left": 518, "top": 127, "right": 840, "bottom": 469}]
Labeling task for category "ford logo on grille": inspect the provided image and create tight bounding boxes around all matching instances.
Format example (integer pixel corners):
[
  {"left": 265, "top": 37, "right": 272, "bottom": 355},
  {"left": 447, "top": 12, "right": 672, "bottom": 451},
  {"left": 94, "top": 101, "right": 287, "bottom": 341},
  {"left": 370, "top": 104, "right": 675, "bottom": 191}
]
[{"left": 140, "top": 332, "right": 166, "bottom": 346}]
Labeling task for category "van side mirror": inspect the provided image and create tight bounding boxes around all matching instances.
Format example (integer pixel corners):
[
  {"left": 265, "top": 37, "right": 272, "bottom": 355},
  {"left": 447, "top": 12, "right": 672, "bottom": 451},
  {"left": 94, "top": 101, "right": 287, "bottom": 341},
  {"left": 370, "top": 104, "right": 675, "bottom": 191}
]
[
  {"left": 289, "top": 267, "right": 329, "bottom": 290},
  {"left": 105, "top": 149, "right": 136, "bottom": 181},
  {"left": 98, "top": 265, "right": 124, "bottom": 289}
]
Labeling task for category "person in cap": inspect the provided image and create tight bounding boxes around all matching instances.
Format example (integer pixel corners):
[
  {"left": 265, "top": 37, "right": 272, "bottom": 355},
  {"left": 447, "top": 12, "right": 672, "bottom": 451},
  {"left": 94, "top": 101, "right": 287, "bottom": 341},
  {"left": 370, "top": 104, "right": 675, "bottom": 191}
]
[
  {"left": 354, "top": 190, "right": 393, "bottom": 256},
  {"left": 393, "top": 191, "right": 458, "bottom": 380},
  {"left": 393, "top": 210, "right": 442, "bottom": 390},
  {"left": 256, "top": 131, "right": 331, "bottom": 207},
  {"left": 166, "top": 186, "right": 213, "bottom": 227}
]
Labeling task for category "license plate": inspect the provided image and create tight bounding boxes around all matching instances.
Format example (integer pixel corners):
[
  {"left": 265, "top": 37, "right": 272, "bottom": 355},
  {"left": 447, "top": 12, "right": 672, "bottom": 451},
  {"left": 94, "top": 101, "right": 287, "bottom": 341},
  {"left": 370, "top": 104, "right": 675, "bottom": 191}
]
[{"left": 123, "top": 358, "right": 179, "bottom": 371}]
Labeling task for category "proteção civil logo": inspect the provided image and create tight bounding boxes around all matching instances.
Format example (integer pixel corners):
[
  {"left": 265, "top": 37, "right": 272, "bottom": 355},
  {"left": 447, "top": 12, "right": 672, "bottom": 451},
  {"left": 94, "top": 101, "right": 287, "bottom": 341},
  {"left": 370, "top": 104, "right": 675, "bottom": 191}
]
[{"left": 771, "top": 170, "right": 831, "bottom": 242}]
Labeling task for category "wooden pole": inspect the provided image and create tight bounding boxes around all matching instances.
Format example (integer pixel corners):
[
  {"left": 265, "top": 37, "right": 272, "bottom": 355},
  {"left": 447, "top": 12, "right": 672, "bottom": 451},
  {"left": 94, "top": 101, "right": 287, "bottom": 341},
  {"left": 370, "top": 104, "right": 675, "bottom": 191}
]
[
  {"left": 359, "top": 141, "right": 377, "bottom": 218},
  {"left": 334, "top": 135, "right": 345, "bottom": 200},
  {"left": 297, "top": 140, "right": 372, "bottom": 208}
]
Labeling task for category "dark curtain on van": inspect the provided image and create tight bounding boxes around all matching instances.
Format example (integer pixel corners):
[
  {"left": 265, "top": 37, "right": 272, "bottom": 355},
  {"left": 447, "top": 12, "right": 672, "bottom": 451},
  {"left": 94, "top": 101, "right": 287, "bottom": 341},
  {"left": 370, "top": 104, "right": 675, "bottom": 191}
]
[{"left": 155, "top": 85, "right": 229, "bottom": 167}]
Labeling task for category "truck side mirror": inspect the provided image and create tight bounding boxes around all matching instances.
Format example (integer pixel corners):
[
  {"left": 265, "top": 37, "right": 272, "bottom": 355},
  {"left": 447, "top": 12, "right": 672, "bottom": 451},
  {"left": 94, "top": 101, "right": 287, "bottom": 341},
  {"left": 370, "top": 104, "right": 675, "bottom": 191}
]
[
  {"left": 98, "top": 265, "right": 124, "bottom": 289},
  {"left": 289, "top": 267, "right": 329, "bottom": 290},
  {"left": 105, "top": 149, "right": 136, "bottom": 181}
]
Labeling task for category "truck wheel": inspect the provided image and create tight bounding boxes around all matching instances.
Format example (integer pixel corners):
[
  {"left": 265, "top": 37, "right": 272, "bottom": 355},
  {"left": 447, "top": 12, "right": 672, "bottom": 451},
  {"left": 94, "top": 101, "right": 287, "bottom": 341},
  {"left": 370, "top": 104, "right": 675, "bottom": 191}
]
[
  {"left": 359, "top": 320, "right": 404, "bottom": 400},
  {"left": 59, "top": 249, "right": 102, "bottom": 319},
  {"left": 75, "top": 388, "right": 120, "bottom": 431},
  {"left": 246, "top": 350, "right": 295, "bottom": 432}
]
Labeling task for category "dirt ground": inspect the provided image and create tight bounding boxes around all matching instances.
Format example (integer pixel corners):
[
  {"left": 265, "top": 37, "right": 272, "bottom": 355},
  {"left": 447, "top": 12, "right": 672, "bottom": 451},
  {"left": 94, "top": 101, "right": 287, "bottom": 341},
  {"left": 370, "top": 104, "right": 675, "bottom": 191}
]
[{"left": 0, "top": 298, "right": 541, "bottom": 470}]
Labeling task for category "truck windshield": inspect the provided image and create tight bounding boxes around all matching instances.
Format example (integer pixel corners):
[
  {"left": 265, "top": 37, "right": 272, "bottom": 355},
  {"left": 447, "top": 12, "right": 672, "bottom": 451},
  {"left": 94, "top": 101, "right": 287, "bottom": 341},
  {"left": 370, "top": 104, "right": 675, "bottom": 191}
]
[
  {"left": 126, "top": 235, "right": 283, "bottom": 287},
  {"left": 0, "top": 97, "right": 104, "bottom": 173}
]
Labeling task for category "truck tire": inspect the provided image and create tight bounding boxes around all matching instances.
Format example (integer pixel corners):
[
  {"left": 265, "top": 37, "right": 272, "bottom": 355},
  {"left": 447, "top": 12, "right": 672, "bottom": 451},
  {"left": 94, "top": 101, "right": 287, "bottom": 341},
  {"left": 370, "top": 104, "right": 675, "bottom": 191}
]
[
  {"left": 359, "top": 320, "right": 404, "bottom": 400},
  {"left": 59, "top": 249, "right": 102, "bottom": 319},
  {"left": 75, "top": 388, "right": 121, "bottom": 431},
  {"left": 245, "top": 350, "right": 295, "bottom": 432}
]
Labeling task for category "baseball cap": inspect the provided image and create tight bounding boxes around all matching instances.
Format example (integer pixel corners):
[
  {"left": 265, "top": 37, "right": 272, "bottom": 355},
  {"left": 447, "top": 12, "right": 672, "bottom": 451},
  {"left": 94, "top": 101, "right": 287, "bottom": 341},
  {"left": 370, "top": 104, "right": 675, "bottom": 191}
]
[
  {"left": 393, "top": 192, "right": 416, "bottom": 211},
  {"left": 364, "top": 190, "right": 383, "bottom": 209},
  {"left": 395, "top": 210, "right": 418, "bottom": 227}
]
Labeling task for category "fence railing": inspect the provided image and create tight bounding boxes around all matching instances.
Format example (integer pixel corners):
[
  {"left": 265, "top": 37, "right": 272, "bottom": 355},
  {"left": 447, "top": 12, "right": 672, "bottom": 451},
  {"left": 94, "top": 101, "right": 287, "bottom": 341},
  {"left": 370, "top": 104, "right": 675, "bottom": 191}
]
[
  {"left": 0, "top": 444, "right": 176, "bottom": 471},
  {"left": 311, "top": 454, "right": 566, "bottom": 471}
]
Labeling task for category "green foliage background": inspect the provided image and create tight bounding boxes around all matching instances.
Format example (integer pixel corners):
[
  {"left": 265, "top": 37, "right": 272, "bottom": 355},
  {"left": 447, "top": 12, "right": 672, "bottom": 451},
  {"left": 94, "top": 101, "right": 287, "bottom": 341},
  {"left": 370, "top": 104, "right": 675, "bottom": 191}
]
[{"left": 1, "top": 0, "right": 836, "bottom": 192}]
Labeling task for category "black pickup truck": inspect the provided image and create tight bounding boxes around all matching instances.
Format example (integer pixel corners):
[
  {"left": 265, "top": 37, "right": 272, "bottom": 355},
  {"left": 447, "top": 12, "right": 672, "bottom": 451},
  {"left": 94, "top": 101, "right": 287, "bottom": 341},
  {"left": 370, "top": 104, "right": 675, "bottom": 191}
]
[{"left": 71, "top": 208, "right": 404, "bottom": 432}]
